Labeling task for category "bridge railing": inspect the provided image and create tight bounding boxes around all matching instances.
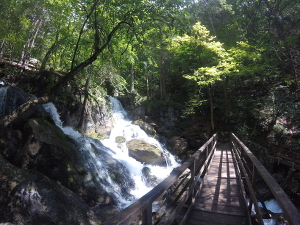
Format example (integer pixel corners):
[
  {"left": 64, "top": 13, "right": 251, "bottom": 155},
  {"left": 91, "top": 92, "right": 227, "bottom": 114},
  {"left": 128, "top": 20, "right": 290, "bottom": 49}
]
[
  {"left": 231, "top": 133, "right": 300, "bottom": 225},
  {"left": 105, "top": 133, "right": 218, "bottom": 225}
]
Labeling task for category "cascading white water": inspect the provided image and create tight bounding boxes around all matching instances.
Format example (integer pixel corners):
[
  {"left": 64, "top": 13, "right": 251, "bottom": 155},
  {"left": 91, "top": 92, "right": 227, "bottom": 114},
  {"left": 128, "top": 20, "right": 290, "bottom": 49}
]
[
  {"left": 43, "top": 97, "right": 179, "bottom": 208},
  {"left": 0, "top": 86, "right": 8, "bottom": 120},
  {"left": 101, "top": 96, "right": 179, "bottom": 199},
  {"left": 250, "top": 199, "right": 283, "bottom": 225},
  {"left": 43, "top": 103, "right": 135, "bottom": 207}
]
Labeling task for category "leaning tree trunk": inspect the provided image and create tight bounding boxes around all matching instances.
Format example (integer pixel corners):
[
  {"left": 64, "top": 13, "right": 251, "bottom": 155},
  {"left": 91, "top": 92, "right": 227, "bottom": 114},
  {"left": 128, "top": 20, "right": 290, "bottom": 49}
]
[
  {"left": 40, "top": 33, "right": 59, "bottom": 72},
  {"left": 48, "top": 20, "right": 131, "bottom": 96},
  {"left": 71, "top": 0, "right": 100, "bottom": 70}
]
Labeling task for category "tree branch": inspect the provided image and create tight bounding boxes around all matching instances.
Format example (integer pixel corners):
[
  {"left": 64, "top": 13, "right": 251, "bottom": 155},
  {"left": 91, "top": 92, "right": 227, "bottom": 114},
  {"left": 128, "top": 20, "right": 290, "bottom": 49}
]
[{"left": 49, "top": 20, "right": 132, "bottom": 95}]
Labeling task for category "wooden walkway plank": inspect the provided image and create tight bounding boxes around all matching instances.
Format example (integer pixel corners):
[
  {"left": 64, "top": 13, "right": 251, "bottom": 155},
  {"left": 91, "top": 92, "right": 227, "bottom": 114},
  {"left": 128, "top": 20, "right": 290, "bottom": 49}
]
[{"left": 185, "top": 143, "right": 248, "bottom": 225}]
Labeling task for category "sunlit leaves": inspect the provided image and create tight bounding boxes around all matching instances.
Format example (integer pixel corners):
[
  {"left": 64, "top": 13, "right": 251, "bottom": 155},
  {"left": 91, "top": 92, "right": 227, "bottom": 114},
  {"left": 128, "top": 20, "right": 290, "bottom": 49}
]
[{"left": 170, "top": 22, "right": 227, "bottom": 86}]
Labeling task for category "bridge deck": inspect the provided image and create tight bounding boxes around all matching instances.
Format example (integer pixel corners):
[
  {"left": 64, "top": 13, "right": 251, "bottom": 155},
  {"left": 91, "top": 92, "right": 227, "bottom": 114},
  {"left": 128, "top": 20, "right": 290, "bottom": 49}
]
[{"left": 186, "top": 143, "right": 248, "bottom": 225}]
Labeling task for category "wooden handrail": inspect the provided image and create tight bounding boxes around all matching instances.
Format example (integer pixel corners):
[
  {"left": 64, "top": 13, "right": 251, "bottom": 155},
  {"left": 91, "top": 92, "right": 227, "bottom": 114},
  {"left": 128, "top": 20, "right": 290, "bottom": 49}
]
[
  {"left": 105, "top": 133, "right": 218, "bottom": 225},
  {"left": 231, "top": 133, "right": 300, "bottom": 225}
]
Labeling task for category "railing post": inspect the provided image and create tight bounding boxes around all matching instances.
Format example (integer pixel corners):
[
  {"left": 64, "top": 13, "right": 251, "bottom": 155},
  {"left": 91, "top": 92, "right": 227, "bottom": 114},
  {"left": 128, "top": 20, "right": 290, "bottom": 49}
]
[
  {"left": 231, "top": 133, "right": 300, "bottom": 225},
  {"left": 142, "top": 204, "right": 152, "bottom": 225},
  {"left": 105, "top": 133, "right": 218, "bottom": 225},
  {"left": 187, "top": 160, "right": 196, "bottom": 205},
  {"left": 251, "top": 165, "right": 256, "bottom": 186},
  {"left": 190, "top": 160, "right": 195, "bottom": 179},
  {"left": 205, "top": 146, "right": 209, "bottom": 174}
]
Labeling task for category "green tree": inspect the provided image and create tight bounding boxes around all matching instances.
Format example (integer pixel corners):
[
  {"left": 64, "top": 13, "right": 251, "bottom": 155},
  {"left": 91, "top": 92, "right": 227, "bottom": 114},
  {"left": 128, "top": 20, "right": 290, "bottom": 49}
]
[{"left": 170, "top": 22, "right": 228, "bottom": 130}]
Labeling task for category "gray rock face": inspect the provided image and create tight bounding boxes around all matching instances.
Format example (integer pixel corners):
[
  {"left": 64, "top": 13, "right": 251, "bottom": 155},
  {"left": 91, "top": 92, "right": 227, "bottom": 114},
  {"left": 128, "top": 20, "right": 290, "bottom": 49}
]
[
  {"left": 0, "top": 86, "right": 46, "bottom": 127},
  {"left": 0, "top": 86, "right": 36, "bottom": 120},
  {"left": 0, "top": 86, "right": 135, "bottom": 224},
  {"left": 133, "top": 119, "right": 156, "bottom": 136},
  {"left": 4, "top": 123, "right": 135, "bottom": 206},
  {"left": 0, "top": 154, "right": 101, "bottom": 225},
  {"left": 142, "top": 167, "right": 158, "bottom": 187},
  {"left": 57, "top": 99, "right": 114, "bottom": 138}
]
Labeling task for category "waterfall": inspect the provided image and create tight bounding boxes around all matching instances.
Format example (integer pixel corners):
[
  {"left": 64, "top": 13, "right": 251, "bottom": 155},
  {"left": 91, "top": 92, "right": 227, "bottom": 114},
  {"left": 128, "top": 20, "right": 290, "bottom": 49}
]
[
  {"left": 0, "top": 86, "right": 8, "bottom": 120},
  {"left": 43, "top": 97, "right": 179, "bottom": 208},
  {"left": 102, "top": 97, "right": 179, "bottom": 199},
  {"left": 43, "top": 103, "right": 136, "bottom": 208}
]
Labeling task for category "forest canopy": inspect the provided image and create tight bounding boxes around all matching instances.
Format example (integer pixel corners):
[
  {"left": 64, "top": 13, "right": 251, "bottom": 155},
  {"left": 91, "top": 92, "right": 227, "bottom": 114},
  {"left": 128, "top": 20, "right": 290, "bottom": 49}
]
[{"left": 0, "top": 0, "right": 299, "bottom": 150}]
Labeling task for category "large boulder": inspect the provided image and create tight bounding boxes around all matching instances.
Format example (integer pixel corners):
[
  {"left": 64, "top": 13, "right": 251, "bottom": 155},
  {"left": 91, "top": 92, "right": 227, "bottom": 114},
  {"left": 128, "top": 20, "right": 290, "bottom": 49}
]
[
  {"left": 0, "top": 154, "right": 101, "bottom": 225},
  {"left": 0, "top": 86, "right": 135, "bottom": 223},
  {"left": 0, "top": 117, "right": 135, "bottom": 208},
  {"left": 55, "top": 99, "right": 114, "bottom": 138},
  {"left": 126, "top": 139, "right": 166, "bottom": 166},
  {"left": 141, "top": 167, "right": 158, "bottom": 187},
  {"left": 133, "top": 119, "right": 156, "bottom": 136},
  {"left": 0, "top": 86, "right": 46, "bottom": 128},
  {"left": 0, "top": 86, "right": 36, "bottom": 121}
]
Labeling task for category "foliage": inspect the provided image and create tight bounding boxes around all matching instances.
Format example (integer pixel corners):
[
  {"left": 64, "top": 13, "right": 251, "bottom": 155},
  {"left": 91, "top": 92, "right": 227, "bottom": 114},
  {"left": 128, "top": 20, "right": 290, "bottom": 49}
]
[{"left": 1, "top": 0, "right": 299, "bottom": 151}]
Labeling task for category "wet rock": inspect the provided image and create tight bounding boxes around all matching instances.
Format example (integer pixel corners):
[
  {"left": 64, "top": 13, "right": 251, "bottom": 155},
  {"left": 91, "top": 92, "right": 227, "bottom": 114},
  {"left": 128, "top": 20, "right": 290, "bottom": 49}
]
[
  {"left": 0, "top": 154, "right": 101, "bottom": 225},
  {"left": 142, "top": 167, "right": 158, "bottom": 187},
  {"left": 133, "top": 119, "right": 156, "bottom": 136},
  {"left": 1, "top": 117, "right": 117, "bottom": 207},
  {"left": 0, "top": 86, "right": 46, "bottom": 128},
  {"left": 115, "top": 136, "right": 126, "bottom": 144},
  {"left": 126, "top": 139, "right": 166, "bottom": 166},
  {"left": 56, "top": 100, "right": 114, "bottom": 138},
  {"left": 0, "top": 86, "right": 136, "bottom": 223},
  {"left": 0, "top": 86, "right": 36, "bottom": 120}
]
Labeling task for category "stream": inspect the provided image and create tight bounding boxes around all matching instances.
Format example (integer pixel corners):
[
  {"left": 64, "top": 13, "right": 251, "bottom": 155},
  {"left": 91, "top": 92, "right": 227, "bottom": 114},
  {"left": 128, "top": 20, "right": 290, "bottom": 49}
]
[{"left": 43, "top": 96, "right": 179, "bottom": 208}]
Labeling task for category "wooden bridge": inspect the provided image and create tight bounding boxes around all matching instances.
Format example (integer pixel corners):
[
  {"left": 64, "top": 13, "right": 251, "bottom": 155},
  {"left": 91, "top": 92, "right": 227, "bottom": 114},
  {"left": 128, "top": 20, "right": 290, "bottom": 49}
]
[{"left": 106, "top": 133, "right": 300, "bottom": 225}]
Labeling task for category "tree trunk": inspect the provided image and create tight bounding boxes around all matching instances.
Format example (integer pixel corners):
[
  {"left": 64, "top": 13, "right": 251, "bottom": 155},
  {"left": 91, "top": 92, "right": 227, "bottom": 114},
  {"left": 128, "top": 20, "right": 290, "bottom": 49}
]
[
  {"left": 290, "top": 49, "right": 300, "bottom": 90},
  {"left": 160, "top": 54, "right": 166, "bottom": 100},
  {"left": 40, "top": 33, "right": 59, "bottom": 72},
  {"left": 48, "top": 20, "right": 131, "bottom": 96},
  {"left": 208, "top": 85, "right": 214, "bottom": 131},
  {"left": 77, "top": 72, "right": 91, "bottom": 131},
  {"left": 19, "top": 17, "right": 44, "bottom": 68},
  {"left": 144, "top": 62, "right": 149, "bottom": 100},
  {"left": 71, "top": 0, "right": 100, "bottom": 70},
  {"left": 223, "top": 76, "right": 229, "bottom": 123},
  {"left": 130, "top": 63, "right": 135, "bottom": 94},
  {"left": 0, "top": 40, "right": 6, "bottom": 57}
]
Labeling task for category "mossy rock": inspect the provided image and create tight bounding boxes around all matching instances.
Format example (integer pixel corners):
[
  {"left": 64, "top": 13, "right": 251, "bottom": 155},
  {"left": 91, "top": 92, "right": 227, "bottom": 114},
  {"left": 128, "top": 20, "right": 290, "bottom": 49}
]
[
  {"left": 115, "top": 136, "right": 126, "bottom": 144},
  {"left": 126, "top": 139, "right": 166, "bottom": 166}
]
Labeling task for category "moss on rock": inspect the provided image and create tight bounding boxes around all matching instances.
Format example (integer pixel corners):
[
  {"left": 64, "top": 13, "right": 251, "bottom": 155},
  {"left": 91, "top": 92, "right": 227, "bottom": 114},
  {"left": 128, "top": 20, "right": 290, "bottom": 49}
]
[
  {"left": 126, "top": 139, "right": 166, "bottom": 166},
  {"left": 115, "top": 136, "right": 126, "bottom": 144}
]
